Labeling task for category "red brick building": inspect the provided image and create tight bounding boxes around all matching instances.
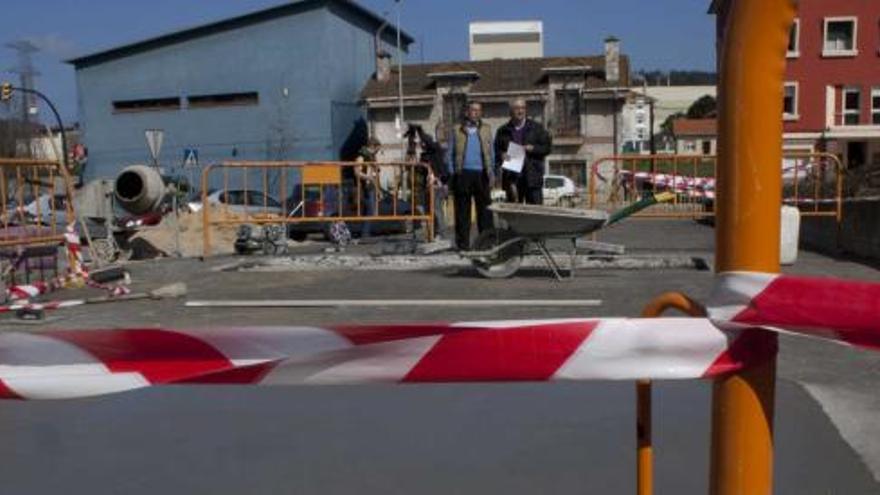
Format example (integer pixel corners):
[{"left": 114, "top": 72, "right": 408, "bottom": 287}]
[{"left": 711, "top": 0, "right": 880, "bottom": 169}]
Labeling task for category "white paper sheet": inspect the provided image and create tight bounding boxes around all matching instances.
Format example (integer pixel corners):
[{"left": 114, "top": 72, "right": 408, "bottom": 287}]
[{"left": 501, "top": 142, "right": 526, "bottom": 174}]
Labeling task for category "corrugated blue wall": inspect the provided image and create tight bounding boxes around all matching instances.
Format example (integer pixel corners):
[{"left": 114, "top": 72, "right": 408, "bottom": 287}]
[{"left": 75, "top": 4, "right": 394, "bottom": 181}]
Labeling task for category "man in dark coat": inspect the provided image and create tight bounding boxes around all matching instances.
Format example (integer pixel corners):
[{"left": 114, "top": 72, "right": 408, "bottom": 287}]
[{"left": 494, "top": 98, "right": 552, "bottom": 204}]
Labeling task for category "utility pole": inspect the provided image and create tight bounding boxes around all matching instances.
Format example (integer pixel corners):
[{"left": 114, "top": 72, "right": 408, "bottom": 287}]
[
  {"left": 6, "top": 40, "right": 40, "bottom": 124},
  {"left": 395, "top": 0, "right": 405, "bottom": 161}
]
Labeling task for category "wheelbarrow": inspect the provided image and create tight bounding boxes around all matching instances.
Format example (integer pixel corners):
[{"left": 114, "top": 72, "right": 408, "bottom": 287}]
[{"left": 461, "top": 192, "right": 675, "bottom": 280}]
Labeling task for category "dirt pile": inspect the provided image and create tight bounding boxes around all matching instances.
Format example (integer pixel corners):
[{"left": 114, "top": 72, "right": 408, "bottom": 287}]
[{"left": 131, "top": 208, "right": 243, "bottom": 258}]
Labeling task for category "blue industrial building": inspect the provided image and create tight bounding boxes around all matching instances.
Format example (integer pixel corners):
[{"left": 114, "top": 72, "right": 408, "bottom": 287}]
[{"left": 67, "top": 0, "right": 412, "bottom": 180}]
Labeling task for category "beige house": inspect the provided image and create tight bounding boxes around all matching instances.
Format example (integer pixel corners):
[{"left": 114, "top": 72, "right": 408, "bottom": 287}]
[
  {"left": 672, "top": 118, "right": 717, "bottom": 156},
  {"left": 360, "top": 37, "right": 635, "bottom": 190}
]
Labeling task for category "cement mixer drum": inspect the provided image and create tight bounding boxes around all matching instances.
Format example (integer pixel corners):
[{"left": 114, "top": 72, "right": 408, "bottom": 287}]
[{"left": 115, "top": 165, "right": 166, "bottom": 215}]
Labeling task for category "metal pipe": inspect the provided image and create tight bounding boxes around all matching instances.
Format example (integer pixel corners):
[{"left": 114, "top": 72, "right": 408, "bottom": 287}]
[
  {"left": 711, "top": 1, "right": 796, "bottom": 494},
  {"left": 638, "top": 292, "right": 707, "bottom": 495}
]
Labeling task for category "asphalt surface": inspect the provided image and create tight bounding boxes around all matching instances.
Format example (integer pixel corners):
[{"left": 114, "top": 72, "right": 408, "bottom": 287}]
[{"left": 0, "top": 220, "right": 878, "bottom": 494}]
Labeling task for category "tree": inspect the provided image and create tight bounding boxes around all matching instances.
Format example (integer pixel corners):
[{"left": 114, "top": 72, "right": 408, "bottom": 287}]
[{"left": 686, "top": 95, "right": 717, "bottom": 119}]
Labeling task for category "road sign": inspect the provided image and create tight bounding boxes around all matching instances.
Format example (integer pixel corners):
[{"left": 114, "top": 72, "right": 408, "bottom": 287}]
[
  {"left": 183, "top": 148, "right": 199, "bottom": 168},
  {"left": 145, "top": 129, "right": 164, "bottom": 163}
]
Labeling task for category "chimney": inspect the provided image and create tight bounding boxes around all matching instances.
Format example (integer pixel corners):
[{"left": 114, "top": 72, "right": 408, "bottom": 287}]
[
  {"left": 604, "top": 36, "right": 620, "bottom": 85},
  {"left": 376, "top": 50, "right": 392, "bottom": 82}
]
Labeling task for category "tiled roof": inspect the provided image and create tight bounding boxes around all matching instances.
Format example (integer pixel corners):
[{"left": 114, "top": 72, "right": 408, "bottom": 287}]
[
  {"left": 361, "top": 55, "right": 630, "bottom": 100},
  {"left": 672, "top": 118, "right": 717, "bottom": 137}
]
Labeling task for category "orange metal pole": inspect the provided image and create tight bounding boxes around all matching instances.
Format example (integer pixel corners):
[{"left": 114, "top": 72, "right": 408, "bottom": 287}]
[
  {"left": 636, "top": 379, "right": 653, "bottom": 495},
  {"left": 638, "top": 293, "right": 707, "bottom": 495},
  {"left": 712, "top": 1, "right": 796, "bottom": 495}
]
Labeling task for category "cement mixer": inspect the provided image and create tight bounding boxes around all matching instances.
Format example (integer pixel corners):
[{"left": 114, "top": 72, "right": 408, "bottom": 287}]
[
  {"left": 114, "top": 165, "right": 167, "bottom": 215},
  {"left": 76, "top": 165, "right": 181, "bottom": 263}
]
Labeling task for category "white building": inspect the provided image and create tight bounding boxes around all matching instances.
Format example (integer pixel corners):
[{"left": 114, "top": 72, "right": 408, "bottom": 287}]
[{"left": 469, "top": 21, "right": 543, "bottom": 61}]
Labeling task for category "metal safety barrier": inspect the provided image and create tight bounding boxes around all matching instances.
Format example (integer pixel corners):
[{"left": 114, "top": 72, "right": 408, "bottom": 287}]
[
  {"left": 586, "top": 153, "right": 844, "bottom": 221},
  {"left": 0, "top": 158, "right": 77, "bottom": 284},
  {"left": 588, "top": 154, "right": 717, "bottom": 218},
  {"left": 200, "top": 161, "right": 434, "bottom": 257}
]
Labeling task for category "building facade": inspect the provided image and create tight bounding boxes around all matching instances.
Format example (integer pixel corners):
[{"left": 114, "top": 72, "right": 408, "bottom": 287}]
[
  {"left": 672, "top": 118, "right": 717, "bottom": 156},
  {"left": 361, "top": 38, "right": 632, "bottom": 190},
  {"left": 469, "top": 21, "right": 544, "bottom": 61},
  {"left": 68, "top": 0, "right": 411, "bottom": 180},
  {"left": 712, "top": 0, "right": 879, "bottom": 170},
  {"left": 621, "top": 85, "right": 717, "bottom": 155},
  {"left": 781, "top": 0, "right": 880, "bottom": 170}
]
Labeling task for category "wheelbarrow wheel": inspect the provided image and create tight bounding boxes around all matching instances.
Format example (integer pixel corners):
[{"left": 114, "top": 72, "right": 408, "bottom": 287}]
[{"left": 472, "top": 228, "right": 524, "bottom": 279}]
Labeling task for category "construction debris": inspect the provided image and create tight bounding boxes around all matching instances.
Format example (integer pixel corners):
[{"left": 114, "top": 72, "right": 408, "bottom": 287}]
[{"left": 219, "top": 254, "right": 709, "bottom": 273}]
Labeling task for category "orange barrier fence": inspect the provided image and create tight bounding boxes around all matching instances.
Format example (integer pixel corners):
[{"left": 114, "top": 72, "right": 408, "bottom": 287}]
[
  {"left": 200, "top": 161, "right": 435, "bottom": 257},
  {"left": 586, "top": 153, "right": 843, "bottom": 221},
  {"left": 0, "top": 158, "right": 77, "bottom": 284}
]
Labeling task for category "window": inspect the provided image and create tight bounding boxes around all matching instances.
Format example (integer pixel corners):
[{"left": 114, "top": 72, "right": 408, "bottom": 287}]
[
  {"left": 188, "top": 92, "right": 259, "bottom": 109},
  {"left": 823, "top": 17, "right": 858, "bottom": 56},
  {"left": 843, "top": 87, "right": 861, "bottom": 125},
  {"left": 702, "top": 140, "right": 712, "bottom": 155},
  {"left": 684, "top": 141, "right": 697, "bottom": 153},
  {"left": 554, "top": 89, "right": 581, "bottom": 137},
  {"left": 872, "top": 88, "right": 880, "bottom": 125},
  {"left": 113, "top": 97, "right": 180, "bottom": 113},
  {"left": 788, "top": 19, "right": 800, "bottom": 57},
  {"left": 248, "top": 191, "right": 281, "bottom": 208},
  {"left": 544, "top": 177, "right": 565, "bottom": 189},
  {"left": 783, "top": 82, "right": 798, "bottom": 119}
]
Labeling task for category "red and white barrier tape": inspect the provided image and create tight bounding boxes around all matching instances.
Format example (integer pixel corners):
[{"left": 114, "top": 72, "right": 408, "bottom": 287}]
[
  {"left": 0, "top": 272, "right": 875, "bottom": 400},
  {"left": 5, "top": 224, "right": 130, "bottom": 304},
  {"left": 0, "top": 319, "right": 774, "bottom": 400},
  {"left": 708, "top": 272, "right": 880, "bottom": 351}
]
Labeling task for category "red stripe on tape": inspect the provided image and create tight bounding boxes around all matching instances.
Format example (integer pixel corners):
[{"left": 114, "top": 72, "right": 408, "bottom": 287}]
[
  {"left": 733, "top": 276, "right": 880, "bottom": 350},
  {"left": 181, "top": 361, "right": 279, "bottom": 384},
  {"left": 0, "top": 379, "right": 22, "bottom": 400},
  {"left": 48, "top": 329, "right": 235, "bottom": 384},
  {"left": 703, "top": 328, "right": 778, "bottom": 378},
  {"left": 331, "top": 324, "right": 455, "bottom": 345},
  {"left": 403, "top": 321, "right": 598, "bottom": 382}
]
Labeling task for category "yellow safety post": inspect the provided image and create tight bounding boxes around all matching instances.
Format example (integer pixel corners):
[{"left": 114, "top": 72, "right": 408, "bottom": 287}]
[
  {"left": 638, "top": 292, "right": 707, "bottom": 495},
  {"left": 711, "top": 1, "right": 796, "bottom": 494}
]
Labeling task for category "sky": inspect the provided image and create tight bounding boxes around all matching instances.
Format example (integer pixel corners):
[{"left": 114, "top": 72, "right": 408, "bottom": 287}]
[{"left": 0, "top": 0, "right": 716, "bottom": 123}]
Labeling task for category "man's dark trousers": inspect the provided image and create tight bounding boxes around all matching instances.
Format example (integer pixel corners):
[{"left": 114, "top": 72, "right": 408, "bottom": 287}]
[
  {"left": 517, "top": 175, "right": 543, "bottom": 205},
  {"left": 453, "top": 170, "right": 493, "bottom": 250}
]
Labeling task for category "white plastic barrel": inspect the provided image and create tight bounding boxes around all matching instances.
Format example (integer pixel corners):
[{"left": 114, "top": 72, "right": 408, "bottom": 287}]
[{"left": 780, "top": 205, "right": 801, "bottom": 265}]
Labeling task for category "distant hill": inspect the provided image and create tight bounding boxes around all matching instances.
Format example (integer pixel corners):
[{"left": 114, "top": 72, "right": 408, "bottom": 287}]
[{"left": 636, "top": 70, "right": 717, "bottom": 86}]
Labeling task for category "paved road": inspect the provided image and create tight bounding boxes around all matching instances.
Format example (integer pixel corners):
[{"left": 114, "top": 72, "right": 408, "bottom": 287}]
[{"left": 0, "top": 220, "right": 877, "bottom": 494}]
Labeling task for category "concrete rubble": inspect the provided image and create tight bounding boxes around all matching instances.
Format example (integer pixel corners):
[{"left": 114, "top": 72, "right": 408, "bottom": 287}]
[{"left": 222, "top": 253, "right": 708, "bottom": 273}]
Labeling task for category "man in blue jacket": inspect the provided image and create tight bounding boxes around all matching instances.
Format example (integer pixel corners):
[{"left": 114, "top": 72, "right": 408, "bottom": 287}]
[{"left": 447, "top": 101, "right": 494, "bottom": 251}]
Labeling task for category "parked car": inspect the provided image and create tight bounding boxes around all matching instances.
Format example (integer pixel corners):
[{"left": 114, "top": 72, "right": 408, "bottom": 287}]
[
  {"left": 490, "top": 175, "right": 578, "bottom": 206},
  {"left": 22, "top": 193, "right": 72, "bottom": 227},
  {"left": 543, "top": 175, "right": 577, "bottom": 207},
  {"left": 188, "top": 190, "right": 284, "bottom": 217}
]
